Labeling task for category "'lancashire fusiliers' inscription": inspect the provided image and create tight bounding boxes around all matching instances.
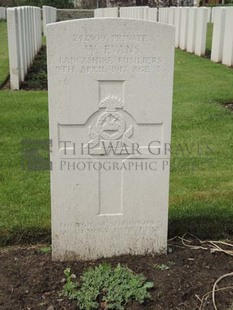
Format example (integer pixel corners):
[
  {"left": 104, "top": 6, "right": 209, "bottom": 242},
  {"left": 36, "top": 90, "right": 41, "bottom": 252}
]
[{"left": 55, "top": 33, "right": 165, "bottom": 74}]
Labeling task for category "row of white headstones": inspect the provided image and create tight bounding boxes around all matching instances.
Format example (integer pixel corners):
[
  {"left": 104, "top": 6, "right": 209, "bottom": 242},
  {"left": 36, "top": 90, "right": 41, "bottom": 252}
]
[
  {"left": 160, "top": 6, "right": 233, "bottom": 66},
  {"left": 0, "top": 7, "right": 6, "bottom": 20},
  {"left": 6, "top": 6, "right": 57, "bottom": 90},
  {"left": 94, "top": 6, "right": 233, "bottom": 66},
  {"left": 6, "top": 5, "right": 233, "bottom": 90}
]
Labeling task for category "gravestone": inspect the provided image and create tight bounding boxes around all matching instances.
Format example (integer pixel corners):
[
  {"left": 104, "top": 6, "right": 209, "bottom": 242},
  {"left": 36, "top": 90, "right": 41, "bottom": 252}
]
[
  {"left": 211, "top": 6, "right": 217, "bottom": 23},
  {"left": 187, "top": 7, "right": 197, "bottom": 53},
  {"left": 174, "top": 7, "right": 181, "bottom": 48},
  {"left": 7, "top": 8, "right": 21, "bottom": 90},
  {"left": 102, "top": 8, "right": 118, "bottom": 18},
  {"left": 222, "top": 8, "right": 233, "bottom": 66},
  {"left": 160, "top": 8, "right": 168, "bottom": 24},
  {"left": 207, "top": 7, "right": 211, "bottom": 23},
  {"left": 211, "top": 7, "right": 226, "bottom": 63},
  {"left": 17, "top": 7, "right": 25, "bottom": 82},
  {"left": 119, "top": 7, "right": 128, "bottom": 18},
  {"left": 168, "top": 7, "right": 175, "bottom": 26},
  {"left": 47, "top": 18, "right": 175, "bottom": 261},
  {"left": 94, "top": 8, "right": 104, "bottom": 18},
  {"left": 194, "top": 8, "right": 208, "bottom": 56},
  {"left": 179, "top": 7, "right": 189, "bottom": 50},
  {"left": 0, "top": 7, "right": 6, "bottom": 20},
  {"left": 148, "top": 8, "right": 157, "bottom": 22}
]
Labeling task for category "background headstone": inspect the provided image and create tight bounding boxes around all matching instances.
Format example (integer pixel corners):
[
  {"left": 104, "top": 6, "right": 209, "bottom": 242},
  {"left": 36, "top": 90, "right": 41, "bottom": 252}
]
[
  {"left": 148, "top": 8, "right": 157, "bottom": 22},
  {"left": 187, "top": 7, "right": 197, "bottom": 53},
  {"left": 222, "top": 8, "right": 233, "bottom": 66},
  {"left": 7, "top": 8, "right": 21, "bottom": 90},
  {"left": 194, "top": 7, "right": 208, "bottom": 56},
  {"left": 179, "top": 7, "right": 189, "bottom": 50},
  {"left": 103, "top": 7, "right": 118, "bottom": 18},
  {"left": 174, "top": 7, "right": 181, "bottom": 48},
  {"left": 211, "top": 7, "right": 226, "bottom": 63}
]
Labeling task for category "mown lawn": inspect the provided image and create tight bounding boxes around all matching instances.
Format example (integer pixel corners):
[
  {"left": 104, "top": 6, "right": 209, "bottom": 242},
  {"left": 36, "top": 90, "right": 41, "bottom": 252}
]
[
  {"left": 0, "top": 21, "right": 9, "bottom": 86},
  {"left": 0, "top": 91, "right": 50, "bottom": 244},
  {"left": 0, "top": 23, "right": 232, "bottom": 245},
  {"left": 170, "top": 49, "right": 233, "bottom": 237}
]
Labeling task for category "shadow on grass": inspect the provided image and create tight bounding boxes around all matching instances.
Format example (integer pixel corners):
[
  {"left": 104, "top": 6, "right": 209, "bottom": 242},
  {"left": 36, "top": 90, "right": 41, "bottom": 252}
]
[
  {"left": 168, "top": 217, "right": 233, "bottom": 240},
  {"left": 1, "top": 217, "right": 232, "bottom": 247}
]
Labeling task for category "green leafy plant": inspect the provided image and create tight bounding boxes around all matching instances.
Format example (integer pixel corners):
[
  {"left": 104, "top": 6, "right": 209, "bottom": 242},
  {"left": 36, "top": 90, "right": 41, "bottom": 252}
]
[
  {"left": 154, "top": 261, "right": 175, "bottom": 270},
  {"left": 62, "top": 268, "right": 78, "bottom": 299},
  {"left": 62, "top": 263, "right": 153, "bottom": 310},
  {"left": 154, "top": 263, "right": 169, "bottom": 271},
  {"left": 39, "top": 246, "right": 51, "bottom": 253}
]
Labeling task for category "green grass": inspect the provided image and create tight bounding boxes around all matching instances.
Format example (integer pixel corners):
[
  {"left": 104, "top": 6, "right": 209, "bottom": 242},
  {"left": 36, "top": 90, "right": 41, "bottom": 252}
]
[
  {"left": 0, "top": 91, "right": 50, "bottom": 244},
  {"left": 0, "top": 21, "right": 9, "bottom": 86},
  {"left": 0, "top": 50, "right": 233, "bottom": 245},
  {"left": 169, "top": 49, "right": 233, "bottom": 237}
]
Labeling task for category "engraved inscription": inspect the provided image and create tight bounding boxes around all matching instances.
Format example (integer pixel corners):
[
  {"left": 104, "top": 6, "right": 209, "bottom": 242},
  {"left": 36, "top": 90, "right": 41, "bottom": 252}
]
[
  {"left": 73, "top": 34, "right": 147, "bottom": 43},
  {"left": 55, "top": 33, "right": 165, "bottom": 74}
]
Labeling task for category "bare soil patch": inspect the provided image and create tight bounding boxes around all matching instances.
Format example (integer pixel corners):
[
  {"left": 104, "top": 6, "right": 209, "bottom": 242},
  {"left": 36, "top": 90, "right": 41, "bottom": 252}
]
[
  {"left": 0, "top": 240, "right": 232, "bottom": 310},
  {"left": 224, "top": 102, "right": 233, "bottom": 112}
]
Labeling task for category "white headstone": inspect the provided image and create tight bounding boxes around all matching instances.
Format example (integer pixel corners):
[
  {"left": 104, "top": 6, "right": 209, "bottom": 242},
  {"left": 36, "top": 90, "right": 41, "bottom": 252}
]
[
  {"left": 47, "top": 18, "right": 175, "bottom": 261},
  {"left": 187, "top": 7, "right": 197, "bottom": 53},
  {"left": 211, "top": 8, "right": 226, "bottom": 63},
  {"left": 0, "top": 7, "right": 6, "bottom": 20},
  {"left": 194, "top": 8, "right": 208, "bottom": 56},
  {"left": 17, "top": 7, "right": 25, "bottom": 82},
  {"left": 43, "top": 6, "right": 56, "bottom": 35},
  {"left": 30, "top": 7, "right": 35, "bottom": 58},
  {"left": 7, "top": 8, "right": 21, "bottom": 90},
  {"left": 148, "top": 8, "right": 157, "bottom": 22},
  {"left": 168, "top": 7, "right": 175, "bottom": 26},
  {"left": 25, "top": 7, "right": 30, "bottom": 68},
  {"left": 127, "top": 7, "right": 133, "bottom": 19},
  {"left": 158, "top": 8, "right": 164, "bottom": 23},
  {"left": 119, "top": 7, "right": 128, "bottom": 18},
  {"left": 22, "top": 7, "right": 28, "bottom": 72},
  {"left": 103, "top": 8, "right": 118, "bottom": 18},
  {"left": 94, "top": 8, "right": 104, "bottom": 18},
  {"left": 222, "top": 8, "right": 233, "bottom": 67},
  {"left": 162, "top": 8, "right": 167, "bottom": 23},
  {"left": 131, "top": 7, "right": 144, "bottom": 20},
  {"left": 211, "top": 6, "right": 216, "bottom": 23},
  {"left": 174, "top": 7, "right": 181, "bottom": 48},
  {"left": 165, "top": 7, "right": 169, "bottom": 24},
  {"left": 143, "top": 6, "right": 149, "bottom": 20},
  {"left": 179, "top": 7, "right": 189, "bottom": 50},
  {"left": 207, "top": 7, "right": 211, "bottom": 23}
]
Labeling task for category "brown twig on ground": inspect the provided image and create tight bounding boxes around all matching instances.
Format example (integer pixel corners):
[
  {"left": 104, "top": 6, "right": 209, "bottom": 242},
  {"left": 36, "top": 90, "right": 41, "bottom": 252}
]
[
  {"left": 168, "top": 233, "right": 233, "bottom": 255},
  {"left": 168, "top": 233, "right": 233, "bottom": 310},
  {"left": 212, "top": 273, "right": 233, "bottom": 310},
  {"left": 197, "top": 286, "right": 233, "bottom": 310}
]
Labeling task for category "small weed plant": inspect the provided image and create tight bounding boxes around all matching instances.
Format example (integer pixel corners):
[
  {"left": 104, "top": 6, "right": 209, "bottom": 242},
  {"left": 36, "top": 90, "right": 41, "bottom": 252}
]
[
  {"left": 154, "top": 261, "right": 175, "bottom": 270},
  {"left": 62, "top": 263, "right": 153, "bottom": 310}
]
